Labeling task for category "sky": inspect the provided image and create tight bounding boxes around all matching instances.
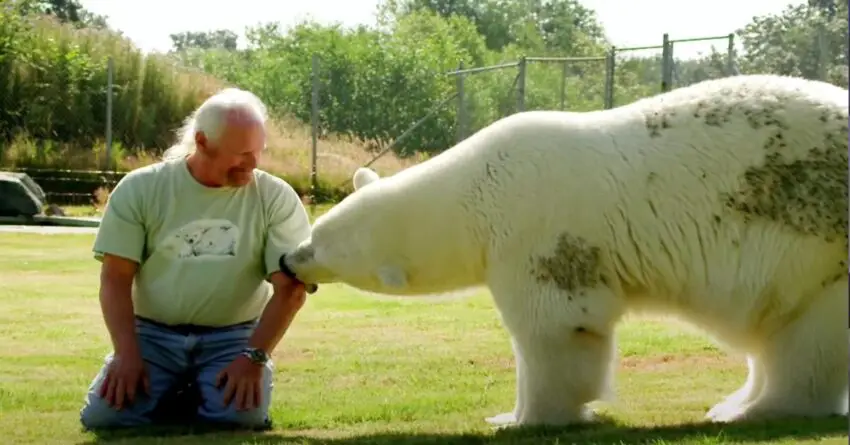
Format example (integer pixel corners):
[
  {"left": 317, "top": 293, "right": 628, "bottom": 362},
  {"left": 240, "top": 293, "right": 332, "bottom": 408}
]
[{"left": 78, "top": 0, "right": 804, "bottom": 60}]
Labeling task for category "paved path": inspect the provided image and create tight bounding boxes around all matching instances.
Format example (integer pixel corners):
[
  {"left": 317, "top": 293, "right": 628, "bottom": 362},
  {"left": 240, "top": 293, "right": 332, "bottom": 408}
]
[{"left": 0, "top": 225, "right": 98, "bottom": 234}]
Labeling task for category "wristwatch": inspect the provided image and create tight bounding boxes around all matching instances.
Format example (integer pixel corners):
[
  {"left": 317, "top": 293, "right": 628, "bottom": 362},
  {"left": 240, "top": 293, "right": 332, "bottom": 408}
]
[{"left": 241, "top": 347, "right": 269, "bottom": 365}]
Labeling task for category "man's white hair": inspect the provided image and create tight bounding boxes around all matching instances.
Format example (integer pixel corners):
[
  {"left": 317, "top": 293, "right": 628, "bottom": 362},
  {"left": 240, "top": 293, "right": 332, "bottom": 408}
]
[{"left": 163, "top": 87, "right": 268, "bottom": 160}]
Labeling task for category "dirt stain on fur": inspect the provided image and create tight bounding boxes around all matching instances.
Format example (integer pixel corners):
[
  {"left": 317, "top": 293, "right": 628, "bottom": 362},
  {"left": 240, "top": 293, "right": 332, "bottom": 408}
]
[{"left": 534, "top": 233, "right": 606, "bottom": 292}]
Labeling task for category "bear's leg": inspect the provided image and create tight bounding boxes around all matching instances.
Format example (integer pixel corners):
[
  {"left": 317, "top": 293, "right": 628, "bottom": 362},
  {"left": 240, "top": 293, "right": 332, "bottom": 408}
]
[
  {"left": 710, "top": 279, "right": 849, "bottom": 422},
  {"left": 706, "top": 355, "right": 766, "bottom": 421},
  {"left": 483, "top": 337, "right": 528, "bottom": 427},
  {"left": 485, "top": 274, "right": 620, "bottom": 427}
]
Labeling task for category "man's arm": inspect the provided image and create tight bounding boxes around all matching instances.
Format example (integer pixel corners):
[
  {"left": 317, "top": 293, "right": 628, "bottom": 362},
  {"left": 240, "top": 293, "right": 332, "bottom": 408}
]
[
  {"left": 248, "top": 177, "right": 313, "bottom": 355},
  {"left": 99, "top": 254, "right": 141, "bottom": 356},
  {"left": 246, "top": 272, "right": 306, "bottom": 354},
  {"left": 92, "top": 171, "right": 148, "bottom": 354}
]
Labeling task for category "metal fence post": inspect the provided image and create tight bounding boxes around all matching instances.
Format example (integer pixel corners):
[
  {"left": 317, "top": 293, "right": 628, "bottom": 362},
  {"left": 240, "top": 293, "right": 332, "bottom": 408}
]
[
  {"left": 661, "top": 33, "right": 672, "bottom": 93},
  {"left": 105, "top": 57, "right": 113, "bottom": 171},
  {"left": 816, "top": 26, "right": 828, "bottom": 81},
  {"left": 456, "top": 61, "right": 466, "bottom": 143},
  {"left": 310, "top": 53, "right": 319, "bottom": 211},
  {"left": 726, "top": 33, "right": 736, "bottom": 76},
  {"left": 516, "top": 56, "right": 527, "bottom": 112},
  {"left": 604, "top": 47, "right": 616, "bottom": 109},
  {"left": 559, "top": 60, "right": 567, "bottom": 110}
]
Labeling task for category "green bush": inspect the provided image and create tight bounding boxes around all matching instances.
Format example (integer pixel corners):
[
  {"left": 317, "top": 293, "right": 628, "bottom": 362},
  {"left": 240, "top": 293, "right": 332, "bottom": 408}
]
[{"left": 0, "top": 2, "right": 220, "bottom": 165}]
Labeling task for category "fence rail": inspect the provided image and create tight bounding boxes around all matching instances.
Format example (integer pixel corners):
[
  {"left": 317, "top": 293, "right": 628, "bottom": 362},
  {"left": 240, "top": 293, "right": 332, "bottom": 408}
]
[{"left": 2, "top": 167, "right": 123, "bottom": 206}]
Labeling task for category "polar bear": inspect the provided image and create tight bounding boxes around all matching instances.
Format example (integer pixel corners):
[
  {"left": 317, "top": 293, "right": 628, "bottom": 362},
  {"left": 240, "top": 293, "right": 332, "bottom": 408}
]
[{"left": 281, "top": 74, "right": 849, "bottom": 427}]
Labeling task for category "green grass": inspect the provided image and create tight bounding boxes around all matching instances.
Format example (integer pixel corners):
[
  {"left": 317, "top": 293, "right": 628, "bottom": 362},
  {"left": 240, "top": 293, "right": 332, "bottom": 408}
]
[{"left": 0, "top": 231, "right": 846, "bottom": 445}]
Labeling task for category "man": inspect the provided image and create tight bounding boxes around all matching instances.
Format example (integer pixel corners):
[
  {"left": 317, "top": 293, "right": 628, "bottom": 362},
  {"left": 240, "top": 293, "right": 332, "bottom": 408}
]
[{"left": 78, "top": 87, "right": 312, "bottom": 430}]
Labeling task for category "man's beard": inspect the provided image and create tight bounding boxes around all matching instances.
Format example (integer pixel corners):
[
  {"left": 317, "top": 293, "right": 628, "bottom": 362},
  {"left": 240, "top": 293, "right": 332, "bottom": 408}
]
[{"left": 226, "top": 167, "right": 254, "bottom": 186}]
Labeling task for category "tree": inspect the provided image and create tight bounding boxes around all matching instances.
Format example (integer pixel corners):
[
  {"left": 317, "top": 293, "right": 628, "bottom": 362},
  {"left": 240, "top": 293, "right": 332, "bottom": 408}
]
[
  {"left": 383, "top": 0, "right": 608, "bottom": 54},
  {"left": 169, "top": 30, "right": 239, "bottom": 52},
  {"left": 13, "top": 0, "right": 109, "bottom": 28},
  {"left": 736, "top": 0, "right": 848, "bottom": 86}
]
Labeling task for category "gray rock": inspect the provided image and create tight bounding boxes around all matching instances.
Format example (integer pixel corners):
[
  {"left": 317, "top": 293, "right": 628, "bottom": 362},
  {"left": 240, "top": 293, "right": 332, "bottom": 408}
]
[{"left": 0, "top": 171, "right": 46, "bottom": 217}]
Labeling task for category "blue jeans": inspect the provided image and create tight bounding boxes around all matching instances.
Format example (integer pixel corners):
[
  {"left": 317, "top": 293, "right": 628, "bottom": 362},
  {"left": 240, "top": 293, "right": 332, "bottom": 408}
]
[{"left": 79, "top": 317, "right": 274, "bottom": 430}]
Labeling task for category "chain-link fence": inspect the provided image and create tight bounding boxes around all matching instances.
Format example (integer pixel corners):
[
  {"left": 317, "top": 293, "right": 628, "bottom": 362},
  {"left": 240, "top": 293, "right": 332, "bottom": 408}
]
[
  {"left": 451, "top": 56, "right": 612, "bottom": 143},
  {"left": 312, "top": 27, "right": 846, "bottom": 204},
  {"left": 663, "top": 34, "right": 740, "bottom": 91}
]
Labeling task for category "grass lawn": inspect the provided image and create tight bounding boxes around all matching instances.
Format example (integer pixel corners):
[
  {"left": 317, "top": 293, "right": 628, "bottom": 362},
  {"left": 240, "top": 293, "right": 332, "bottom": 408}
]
[{"left": 0, "top": 231, "right": 846, "bottom": 445}]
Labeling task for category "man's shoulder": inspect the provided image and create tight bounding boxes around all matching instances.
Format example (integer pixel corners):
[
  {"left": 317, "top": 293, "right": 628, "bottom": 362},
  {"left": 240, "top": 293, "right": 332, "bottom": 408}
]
[
  {"left": 107, "top": 159, "right": 184, "bottom": 209},
  {"left": 252, "top": 169, "right": 292, "bottom": 187},
  {"left": 119, "top": 158, "right": 180, "bottom": 187},
  {"left": 252, "top": 169, "right": 299, "bottom": 197}
]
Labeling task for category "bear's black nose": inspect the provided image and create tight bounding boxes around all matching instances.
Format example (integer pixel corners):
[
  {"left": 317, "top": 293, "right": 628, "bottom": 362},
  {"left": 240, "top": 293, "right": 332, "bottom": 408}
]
[{"left": 278, "top": 253, "right": 318, "bottom": 294}]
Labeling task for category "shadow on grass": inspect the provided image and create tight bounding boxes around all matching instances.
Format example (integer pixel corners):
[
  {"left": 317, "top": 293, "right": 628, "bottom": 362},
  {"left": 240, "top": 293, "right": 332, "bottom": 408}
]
[{"left": 78, "top": 415, "right": 848, "bottom": 445}]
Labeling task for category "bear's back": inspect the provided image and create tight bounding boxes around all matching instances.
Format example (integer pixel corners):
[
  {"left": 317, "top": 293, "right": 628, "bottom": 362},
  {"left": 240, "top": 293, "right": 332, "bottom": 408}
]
[
  {"left": 476, "top": 75, "right": 848, "bottom": 224},
  {"left": 469, "top": 75, "right": 847, "bottom": 301}
]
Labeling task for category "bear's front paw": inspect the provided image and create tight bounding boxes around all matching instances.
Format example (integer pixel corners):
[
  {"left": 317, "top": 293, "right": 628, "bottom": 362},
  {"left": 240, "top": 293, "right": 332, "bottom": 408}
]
[
  {"left": 488, "top": 405, "right": 597, "bottom": 428},
  {"left": 522, "top": 404, "right": 597, "bottom": 426},
  {"left": 485, "top": 412, "right": 517, "bottom": 428},
  {"left": 705, "top": 401, "right": 752, "bottom": 423}
]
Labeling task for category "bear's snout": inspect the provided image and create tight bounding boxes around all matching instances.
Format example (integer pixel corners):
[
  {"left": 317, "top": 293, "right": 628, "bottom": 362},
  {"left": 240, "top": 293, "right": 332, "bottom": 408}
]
[
  {"left": 278, "top": 249, "right": 319, "bottom": 294},
  {"left": 290, "top": 245, "right": 315, "bottom": 264}
]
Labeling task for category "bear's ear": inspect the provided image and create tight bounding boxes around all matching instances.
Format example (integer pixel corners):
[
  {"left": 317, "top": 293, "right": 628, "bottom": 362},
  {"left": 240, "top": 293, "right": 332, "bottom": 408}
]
[
  {"left": 376, "top": 265, "right": 408, "bottom": 289},
  {"left": 353, "top": 167, "right": 381, "bottom": 191}
]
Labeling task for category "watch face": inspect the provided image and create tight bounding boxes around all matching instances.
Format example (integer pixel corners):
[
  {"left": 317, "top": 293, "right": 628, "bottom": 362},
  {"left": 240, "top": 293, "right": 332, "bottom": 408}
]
[{"left": 247, "top": 348, "right": 267, "bottom": 363}]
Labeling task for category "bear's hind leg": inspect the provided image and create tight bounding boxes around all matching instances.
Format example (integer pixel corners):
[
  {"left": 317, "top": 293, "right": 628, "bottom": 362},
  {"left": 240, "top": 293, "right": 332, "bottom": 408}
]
[
  {"left": 486, "top": 274, "right": 620, "bottom": 427},
  {"left": 710, "top": 279, "right": 849, "bottom": 422},
  {"left": 706, "top": 355, "right": 766, "bottom": 421}
]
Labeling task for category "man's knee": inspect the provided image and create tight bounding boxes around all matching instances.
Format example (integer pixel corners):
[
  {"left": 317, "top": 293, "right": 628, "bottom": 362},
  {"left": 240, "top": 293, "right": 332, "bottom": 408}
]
[
  {"left": 79, "top": 393, "right": 152, "bottom": 430},
  {"left": 78, "top": 352, "right": 172, "bottom": 430},
  {"left": 226, "top": 406, "right": 272, "bottom": 429},
  {"left": 199, "top": 400, "right": 272, "bottom": 429}
]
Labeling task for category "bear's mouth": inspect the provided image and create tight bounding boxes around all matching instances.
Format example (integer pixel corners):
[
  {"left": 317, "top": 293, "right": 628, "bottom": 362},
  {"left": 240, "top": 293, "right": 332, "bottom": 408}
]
[{"left": 278, "top": 253, "right": 319, "bottom": 294}]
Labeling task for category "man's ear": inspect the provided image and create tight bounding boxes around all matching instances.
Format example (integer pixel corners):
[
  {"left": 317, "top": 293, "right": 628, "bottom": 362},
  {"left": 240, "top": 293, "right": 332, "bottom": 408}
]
[
  {"left": 377, "top": 265, "right": 407, "bottom": 289},
  {"left": 194, "top": 130, "right": 213, "bottom": 155}
]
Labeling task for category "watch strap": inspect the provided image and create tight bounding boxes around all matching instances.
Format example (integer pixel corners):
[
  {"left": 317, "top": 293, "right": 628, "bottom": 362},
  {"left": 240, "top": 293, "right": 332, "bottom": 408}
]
[{"left": 241, "top": 347, "right": 269, "bottom": 365}]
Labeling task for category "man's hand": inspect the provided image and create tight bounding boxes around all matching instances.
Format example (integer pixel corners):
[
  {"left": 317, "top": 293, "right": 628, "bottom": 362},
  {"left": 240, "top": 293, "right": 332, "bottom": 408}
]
[
  {"left": 216, "top": 354, "right": 265, "bottom": 411},
  {"left": 99, "top": 352, "right": 150, "bottom": 410},
  {"left": 97, "top": 253, "right": 147, "bottom": 411},
  {"left": 213, "top": 271, "right": 307, "bottom": 412}
]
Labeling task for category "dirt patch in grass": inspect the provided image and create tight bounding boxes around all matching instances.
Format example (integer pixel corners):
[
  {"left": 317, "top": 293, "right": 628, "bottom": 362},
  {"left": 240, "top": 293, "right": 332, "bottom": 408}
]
[
  {"left": 621, "top": 353, "right": 742, "bottom": 371},
  {"left": 460, "top": 352, "right": 741, "bottom": 374},
  {"left": 271, "top": 347, "right": 317, "bottom": 364},
  {"left": 464, "top": 356, "right": 515, "bottom": 370}
]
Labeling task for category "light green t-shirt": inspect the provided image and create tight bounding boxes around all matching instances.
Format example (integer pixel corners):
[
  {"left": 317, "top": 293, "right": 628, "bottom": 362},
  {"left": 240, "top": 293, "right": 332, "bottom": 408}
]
[{"left": 92, "top": 157, "right": 312, "bottom": 327}]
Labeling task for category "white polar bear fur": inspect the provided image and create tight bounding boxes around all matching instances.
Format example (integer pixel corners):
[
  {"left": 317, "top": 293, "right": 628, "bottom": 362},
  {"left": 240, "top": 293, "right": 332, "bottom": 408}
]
[{"left": 284, "top": 74, "right": 849, "bottom": 427}]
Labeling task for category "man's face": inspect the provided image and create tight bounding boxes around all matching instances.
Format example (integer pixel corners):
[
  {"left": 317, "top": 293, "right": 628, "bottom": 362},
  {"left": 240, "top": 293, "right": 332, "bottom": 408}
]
[{"left": 196, "top": 117, "right": 265, "bottom": 187}]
